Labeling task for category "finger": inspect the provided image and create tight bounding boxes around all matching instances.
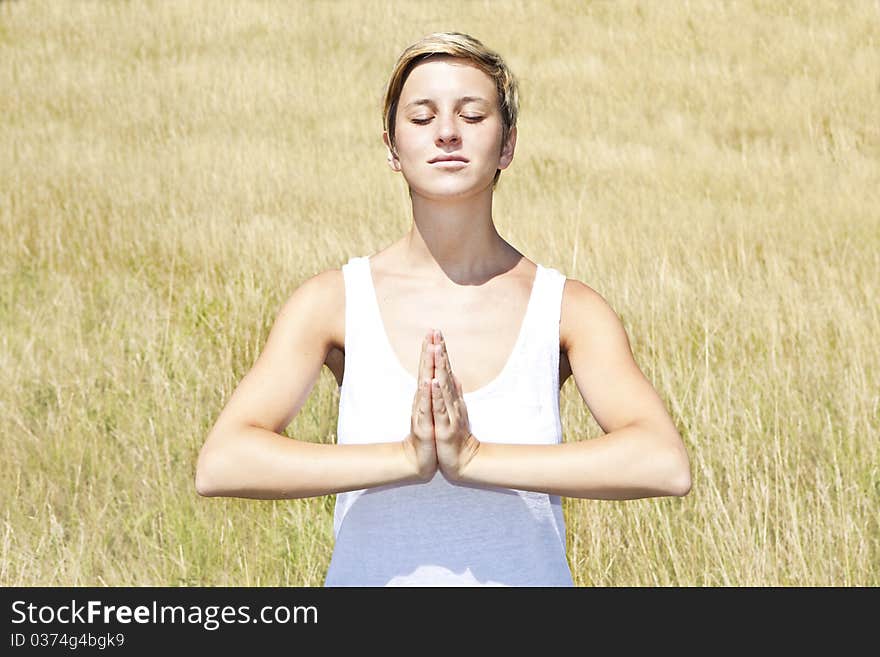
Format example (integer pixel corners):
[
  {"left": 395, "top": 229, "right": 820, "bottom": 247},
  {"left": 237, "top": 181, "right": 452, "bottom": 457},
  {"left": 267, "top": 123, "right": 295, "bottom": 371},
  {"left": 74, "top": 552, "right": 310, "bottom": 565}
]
[
  {"left": 431, "top": 378, "right": 449, "bottom": 424},
  {"left": 437, "top": 363, "right": 455, "bottom": 415},
  {"left": 419, "top": 331, "right": 433, "bottom": 383},
  {"left": 419, "top": 379, "right": 432, "bottom": 427},
  {"left": 434, "top": 340, "right": 454, "bottom": 403},
  {"left": 439, "top": 337, "right": 456, "bottom": 395},
  {"left": 453, "top": 373, "right": 463, "bottom": 398}
]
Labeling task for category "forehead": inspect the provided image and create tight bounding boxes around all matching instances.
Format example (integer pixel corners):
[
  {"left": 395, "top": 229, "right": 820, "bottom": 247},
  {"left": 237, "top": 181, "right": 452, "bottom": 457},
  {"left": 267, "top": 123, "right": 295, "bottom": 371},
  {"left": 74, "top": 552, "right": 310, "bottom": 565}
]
[{"left": 399, "top": 58, "right": 497, "bottom": 106}]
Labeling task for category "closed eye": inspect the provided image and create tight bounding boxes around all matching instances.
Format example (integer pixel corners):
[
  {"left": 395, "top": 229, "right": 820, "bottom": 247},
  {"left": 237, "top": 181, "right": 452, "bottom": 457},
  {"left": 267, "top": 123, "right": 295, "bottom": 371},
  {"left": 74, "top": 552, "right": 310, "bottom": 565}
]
[{"left": 410, "top": 116, "right": 485, "bottom": 124}]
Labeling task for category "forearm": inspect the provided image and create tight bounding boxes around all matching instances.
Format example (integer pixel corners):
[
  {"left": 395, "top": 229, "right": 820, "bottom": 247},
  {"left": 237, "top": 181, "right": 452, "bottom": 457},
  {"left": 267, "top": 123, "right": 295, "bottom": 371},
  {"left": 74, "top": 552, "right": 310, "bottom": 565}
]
[
  {"left": 458, "top": 423, "right": 692, "bottom": 500},
  {"left": 195, "top": 425, "right": 421, "bottom": 500}
]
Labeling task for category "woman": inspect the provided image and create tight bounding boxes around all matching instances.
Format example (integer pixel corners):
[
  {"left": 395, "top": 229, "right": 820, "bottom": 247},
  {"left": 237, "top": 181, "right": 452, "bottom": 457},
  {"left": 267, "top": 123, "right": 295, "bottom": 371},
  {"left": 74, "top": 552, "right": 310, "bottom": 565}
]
[{"left": 195, "top": 32, "right": 692, "bottom": 586}]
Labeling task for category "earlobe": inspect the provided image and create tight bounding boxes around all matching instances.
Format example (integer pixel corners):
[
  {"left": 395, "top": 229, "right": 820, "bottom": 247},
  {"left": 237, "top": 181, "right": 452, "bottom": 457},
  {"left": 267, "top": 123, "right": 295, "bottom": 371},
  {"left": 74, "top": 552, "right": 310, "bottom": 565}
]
[
  {"left": 382, "top": 130, "right": 401, "bottom": 172},
  {"left": 498, "top": 126, "right": 517, "bottom": 170}
]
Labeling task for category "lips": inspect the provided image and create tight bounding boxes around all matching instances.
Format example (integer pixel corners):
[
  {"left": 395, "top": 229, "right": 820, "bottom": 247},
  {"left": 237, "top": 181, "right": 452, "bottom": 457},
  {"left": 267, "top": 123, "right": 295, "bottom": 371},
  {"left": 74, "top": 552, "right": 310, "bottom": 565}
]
[{"left": 428, "top": 155, "right": 469, "bottom": 163}]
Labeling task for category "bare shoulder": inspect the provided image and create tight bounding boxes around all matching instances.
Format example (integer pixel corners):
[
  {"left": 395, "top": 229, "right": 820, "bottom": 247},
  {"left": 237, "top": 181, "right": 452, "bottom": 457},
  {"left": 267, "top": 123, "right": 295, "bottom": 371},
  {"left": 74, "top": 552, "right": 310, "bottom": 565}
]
[
  {"left": 276, "top": 267, "right": 345, "bottom": 353},
  {"left": 560, "top": 278, "right": 629, "bottom": 355}
]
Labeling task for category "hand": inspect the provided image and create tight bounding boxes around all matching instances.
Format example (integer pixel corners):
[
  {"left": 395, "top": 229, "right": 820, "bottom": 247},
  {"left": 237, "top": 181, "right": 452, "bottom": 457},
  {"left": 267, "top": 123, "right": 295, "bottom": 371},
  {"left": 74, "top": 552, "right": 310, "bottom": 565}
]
[
  {"left": 430, "top": 330, "right": 480, "bottom": 481},
  {"left": 402, "top": 331, "right": 439, "bottom": 481}
]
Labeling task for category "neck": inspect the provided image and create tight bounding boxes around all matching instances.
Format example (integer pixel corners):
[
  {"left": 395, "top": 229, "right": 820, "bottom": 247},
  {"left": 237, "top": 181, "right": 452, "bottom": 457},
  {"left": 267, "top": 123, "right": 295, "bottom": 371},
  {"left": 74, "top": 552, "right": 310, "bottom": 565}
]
[{"left": 400, "top": 187, "right": 519, "bottom": 285}]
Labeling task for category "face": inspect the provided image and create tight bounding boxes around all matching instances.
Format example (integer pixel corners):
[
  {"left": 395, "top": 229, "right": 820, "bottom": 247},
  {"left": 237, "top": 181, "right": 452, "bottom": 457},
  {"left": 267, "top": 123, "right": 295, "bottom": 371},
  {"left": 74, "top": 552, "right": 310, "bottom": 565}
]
[{"left": 383, "top": 57, "right": 517, "bottom": 199}]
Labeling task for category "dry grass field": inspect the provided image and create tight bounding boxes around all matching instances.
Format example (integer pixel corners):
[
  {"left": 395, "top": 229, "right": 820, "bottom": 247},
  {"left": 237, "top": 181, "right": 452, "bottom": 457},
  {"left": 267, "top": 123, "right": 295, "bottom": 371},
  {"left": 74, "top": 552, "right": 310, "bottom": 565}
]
[{"left": 1, "top": 0, "right": 877, "bottom": 586}]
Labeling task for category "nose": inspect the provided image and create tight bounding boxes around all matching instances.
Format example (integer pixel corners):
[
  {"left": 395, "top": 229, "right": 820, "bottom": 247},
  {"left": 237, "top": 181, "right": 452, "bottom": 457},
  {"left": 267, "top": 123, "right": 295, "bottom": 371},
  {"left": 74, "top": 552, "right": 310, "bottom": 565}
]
[{"left": 434, "top": 113, "right": 460, "bottom": 146}]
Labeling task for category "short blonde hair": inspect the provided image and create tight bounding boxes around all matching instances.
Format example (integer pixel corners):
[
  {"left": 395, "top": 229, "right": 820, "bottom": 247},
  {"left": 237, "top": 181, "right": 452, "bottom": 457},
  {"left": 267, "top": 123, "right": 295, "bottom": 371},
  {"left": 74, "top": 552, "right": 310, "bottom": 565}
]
[{"left": 382, "top": 32, "right": 519, "bottom": 188}]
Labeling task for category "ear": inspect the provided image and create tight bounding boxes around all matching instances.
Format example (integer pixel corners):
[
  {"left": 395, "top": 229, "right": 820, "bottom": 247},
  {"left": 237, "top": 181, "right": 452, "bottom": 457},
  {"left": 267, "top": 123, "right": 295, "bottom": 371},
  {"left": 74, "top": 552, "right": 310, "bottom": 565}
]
[
  {"left": 498, "top": 125, "right": 517, "bottom": 170},
  {"left": 382, "top": 131, "right": 401, "bottom": 172}
]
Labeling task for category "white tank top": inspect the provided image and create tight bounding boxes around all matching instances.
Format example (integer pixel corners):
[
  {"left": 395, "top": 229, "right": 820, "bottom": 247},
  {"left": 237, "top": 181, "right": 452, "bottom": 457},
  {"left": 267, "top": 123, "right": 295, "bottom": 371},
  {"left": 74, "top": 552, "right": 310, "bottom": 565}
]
[{"left": 323, "top": 255, "right": 574, "bottom": 586}]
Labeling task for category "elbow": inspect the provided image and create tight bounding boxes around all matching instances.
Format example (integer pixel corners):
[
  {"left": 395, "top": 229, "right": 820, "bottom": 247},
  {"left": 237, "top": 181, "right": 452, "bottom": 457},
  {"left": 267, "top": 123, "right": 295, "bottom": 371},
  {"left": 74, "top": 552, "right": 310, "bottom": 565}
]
[
  {"left": 648, "top": 427, "right": 691, "bottom": 497},
  {"left": 665, "top": 448, "right": 692, "bottom": 497},
  {"left": 195, "top": 424, "right": 241, "bottom": 497},
  {"left": 195, "top": 446, "right": 228, "bottom": 497},
  {"left": 669, "top": 465, "right": 692, "bottom": 497},
  {"left": 194, "top": 453, "right": 216, "bottom": 497}
]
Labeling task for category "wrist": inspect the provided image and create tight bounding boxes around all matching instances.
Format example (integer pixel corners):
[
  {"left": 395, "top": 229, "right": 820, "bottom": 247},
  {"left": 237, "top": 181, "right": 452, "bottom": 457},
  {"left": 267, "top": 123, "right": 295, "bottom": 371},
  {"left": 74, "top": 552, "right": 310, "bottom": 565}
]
[
  {"left": 401, "top": 434, "right": 434, "bottom": 483},
  {"left": 453, "top": 433, "right": 482, "bottom": 483}
]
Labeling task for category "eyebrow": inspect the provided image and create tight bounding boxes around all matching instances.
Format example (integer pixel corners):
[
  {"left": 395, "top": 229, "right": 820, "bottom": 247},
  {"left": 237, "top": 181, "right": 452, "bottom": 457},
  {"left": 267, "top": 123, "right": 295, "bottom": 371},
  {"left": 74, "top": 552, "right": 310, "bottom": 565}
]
[{"left": 402, "top": 96, "right": 490, "bottom": 110}]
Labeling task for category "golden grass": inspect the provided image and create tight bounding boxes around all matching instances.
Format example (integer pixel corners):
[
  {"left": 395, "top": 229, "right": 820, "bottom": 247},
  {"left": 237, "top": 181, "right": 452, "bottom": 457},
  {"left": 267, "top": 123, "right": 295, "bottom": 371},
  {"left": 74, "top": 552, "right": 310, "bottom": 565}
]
[{"left": 1, "top": 0, "right": 877, "bottom": 586}]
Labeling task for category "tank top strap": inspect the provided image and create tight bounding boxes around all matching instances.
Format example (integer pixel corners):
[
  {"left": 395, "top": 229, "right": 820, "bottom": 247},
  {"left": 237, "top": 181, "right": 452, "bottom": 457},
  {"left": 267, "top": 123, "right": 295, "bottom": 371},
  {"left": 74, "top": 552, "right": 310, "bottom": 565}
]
[
  {"left": 544, "top": 266, "right": 567, "bottom": 395},
  {"left": 520, "top": 263, "right": 566, "bottom": 348},
  {"left": 537, "top": 264, "right": 567, "bottom": 339},
  {"left": 508, "top": 263, "right": 567, "bottom": 407},
  {"left": 341, "top": 255, "right": 383, "bottom": 354}
]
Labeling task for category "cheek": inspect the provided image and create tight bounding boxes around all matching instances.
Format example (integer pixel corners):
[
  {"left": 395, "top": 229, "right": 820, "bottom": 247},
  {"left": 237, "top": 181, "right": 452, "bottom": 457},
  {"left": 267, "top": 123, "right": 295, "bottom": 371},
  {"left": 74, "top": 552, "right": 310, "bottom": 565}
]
[
  {"left": 469, "top": 123, "right": 503, "bottom": 154},
  {"left": 488, "top": 125, "right": 505, "bottom": 153},
  {"left": 394, "top": 127, "right": 427, "bottom": 158}
]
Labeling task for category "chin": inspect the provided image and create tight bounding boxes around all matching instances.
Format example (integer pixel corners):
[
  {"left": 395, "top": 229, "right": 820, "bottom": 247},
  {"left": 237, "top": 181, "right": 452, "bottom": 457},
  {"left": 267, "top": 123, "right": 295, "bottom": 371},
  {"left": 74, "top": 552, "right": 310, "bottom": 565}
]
[{"left": 407, "top": 175, "right": 491, "bottom": 200}]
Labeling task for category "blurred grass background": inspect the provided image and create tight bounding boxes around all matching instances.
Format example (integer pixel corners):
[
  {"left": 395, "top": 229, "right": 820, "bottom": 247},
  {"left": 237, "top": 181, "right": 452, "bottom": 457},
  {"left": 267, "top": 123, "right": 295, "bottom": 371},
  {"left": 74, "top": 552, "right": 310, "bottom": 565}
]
[{"left": 1, "top": 0, "right": 877, "bottom": 585}]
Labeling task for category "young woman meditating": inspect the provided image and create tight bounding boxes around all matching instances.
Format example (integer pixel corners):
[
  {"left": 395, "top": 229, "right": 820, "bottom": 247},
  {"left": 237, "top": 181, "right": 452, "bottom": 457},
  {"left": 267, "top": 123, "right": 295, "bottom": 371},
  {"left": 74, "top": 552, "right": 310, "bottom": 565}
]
[{"left": 195, "top": 32, "right": 692, "bottom": 586}]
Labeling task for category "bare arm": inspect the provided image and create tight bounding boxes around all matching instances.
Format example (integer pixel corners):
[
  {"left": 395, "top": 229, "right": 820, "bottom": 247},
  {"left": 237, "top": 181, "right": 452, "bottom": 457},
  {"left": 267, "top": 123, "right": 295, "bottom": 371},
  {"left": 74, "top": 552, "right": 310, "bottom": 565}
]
[
  {"left": 455, "top": 279, "right": 692, "bottom": 500},
  {"left": 194, "top": 269, "right": 425, "bottom": 499}
]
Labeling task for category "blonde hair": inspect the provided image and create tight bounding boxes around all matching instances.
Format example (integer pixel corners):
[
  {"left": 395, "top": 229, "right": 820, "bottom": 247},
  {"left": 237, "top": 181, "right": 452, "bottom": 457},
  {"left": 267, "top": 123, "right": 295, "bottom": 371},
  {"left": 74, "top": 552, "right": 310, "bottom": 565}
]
[{"left": 382, "top": 32, "right": 519, "bottom": 188}]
